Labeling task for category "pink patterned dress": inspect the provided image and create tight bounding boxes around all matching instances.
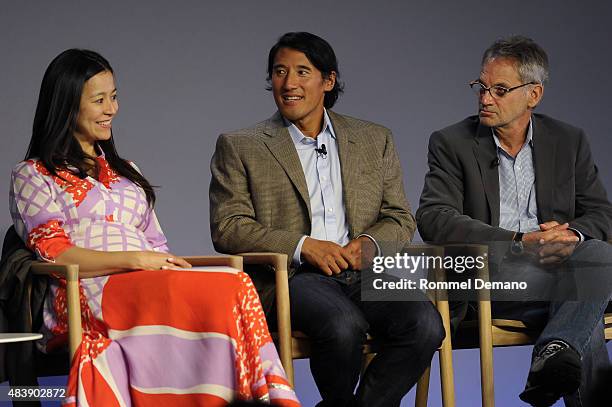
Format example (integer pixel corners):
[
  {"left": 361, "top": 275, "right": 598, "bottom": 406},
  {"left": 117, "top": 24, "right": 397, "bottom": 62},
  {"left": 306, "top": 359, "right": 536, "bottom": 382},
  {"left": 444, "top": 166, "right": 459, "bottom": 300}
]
[{"left": 10, "top": 155, "right": 300, "bottom": 406}]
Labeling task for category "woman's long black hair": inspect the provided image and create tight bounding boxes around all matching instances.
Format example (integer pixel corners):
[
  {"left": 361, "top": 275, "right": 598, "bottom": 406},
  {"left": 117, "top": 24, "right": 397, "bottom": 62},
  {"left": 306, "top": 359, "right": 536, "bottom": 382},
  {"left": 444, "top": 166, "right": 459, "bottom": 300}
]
[{"left": 25, "top": 49, "right": 156, "bottom": 207}]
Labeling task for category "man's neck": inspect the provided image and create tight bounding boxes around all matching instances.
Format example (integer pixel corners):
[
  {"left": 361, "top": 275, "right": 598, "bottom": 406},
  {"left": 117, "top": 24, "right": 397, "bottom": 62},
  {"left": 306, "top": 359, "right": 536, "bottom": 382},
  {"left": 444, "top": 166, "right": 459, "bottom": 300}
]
[
  {"left": 288, "top": 109, "right": 326, "bottom": 139},
  {"left": 494, "top": 116, "right": 531, "bottom": 157},
  {"left": 294, "top": 119, "right": 323, "bottom": 139}
]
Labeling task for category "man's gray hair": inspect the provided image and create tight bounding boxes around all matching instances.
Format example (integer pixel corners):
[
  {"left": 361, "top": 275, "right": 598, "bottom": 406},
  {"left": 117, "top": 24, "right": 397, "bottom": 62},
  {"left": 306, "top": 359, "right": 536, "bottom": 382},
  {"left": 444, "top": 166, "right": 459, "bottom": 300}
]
[{"left": 482, "top": 36, "right": 549, "bottom": 84}]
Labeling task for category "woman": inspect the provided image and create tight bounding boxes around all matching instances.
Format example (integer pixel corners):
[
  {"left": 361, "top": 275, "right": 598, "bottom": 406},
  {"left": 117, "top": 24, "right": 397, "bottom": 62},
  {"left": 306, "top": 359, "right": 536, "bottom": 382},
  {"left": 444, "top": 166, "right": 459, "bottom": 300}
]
[{"left": 9, "top": 49, "right": 299, "bottom": 407}]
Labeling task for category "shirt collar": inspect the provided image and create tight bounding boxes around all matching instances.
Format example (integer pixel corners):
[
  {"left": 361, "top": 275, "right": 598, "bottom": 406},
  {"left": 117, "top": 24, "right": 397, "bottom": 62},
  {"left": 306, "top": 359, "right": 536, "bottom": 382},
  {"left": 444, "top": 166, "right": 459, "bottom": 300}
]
[
  {"left": 63, "top": 144, "right": 106, "bottom": 173},
  {"left": 284, "top": 109, "right": 336, "bottom": 146}
]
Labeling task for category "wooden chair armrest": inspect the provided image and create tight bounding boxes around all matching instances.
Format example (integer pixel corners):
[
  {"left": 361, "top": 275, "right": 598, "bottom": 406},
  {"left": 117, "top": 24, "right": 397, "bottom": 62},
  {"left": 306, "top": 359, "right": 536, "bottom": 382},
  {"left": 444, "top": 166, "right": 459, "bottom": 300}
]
[
  {"left": 238, "top": 252, "right": 288, "bottom": 272},
  {"left": 183, "top": 255, "right": 242, "bottom": 269},
  {"left": 32, "top": 256, "right": 244, "bottom": 277},
  {"left": 31, "top": 262, "right": 79, "bottom": 280}
]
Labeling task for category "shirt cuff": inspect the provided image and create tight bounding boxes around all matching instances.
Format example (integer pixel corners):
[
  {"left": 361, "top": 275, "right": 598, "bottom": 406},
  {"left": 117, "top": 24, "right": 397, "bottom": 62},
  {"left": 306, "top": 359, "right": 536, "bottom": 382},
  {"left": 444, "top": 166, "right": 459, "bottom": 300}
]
[
  {"left": 568, "top": 227, "right": 585, "bottom": 243},
  {"left": 292, "top": 235, "right": 308, "bottom": 267},
  {"left": 356, "top": 233, "right": 382, "bottom": 257}
]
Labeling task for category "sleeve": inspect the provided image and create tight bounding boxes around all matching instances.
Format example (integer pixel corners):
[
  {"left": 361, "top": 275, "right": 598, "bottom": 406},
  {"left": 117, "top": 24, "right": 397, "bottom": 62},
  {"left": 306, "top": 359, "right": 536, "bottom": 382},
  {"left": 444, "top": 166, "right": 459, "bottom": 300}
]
[
  {"left": 292, "top": 235, "right": 308, "bottom": 266},
  {"left": 568, "top": 130, "right": 612, "bottom": 240},
  {"left": 209, "top": 134, "right": 304, "bottom": 261},
  {"left": 356, "top": 233, "right": 382, "bottom": 257},
  {"left": 129, "top": 161, "right": 170, "bottom": 253},
  {"left": 358, "top": 129, "right": 416, "bottom": 253},
  {"left": 416, "top": 131, "right": 515, "bottom": 243},
  {"left": 9, "top": 161, "right": 74, "bottom": 262},
  {"left": 140, "top": 208, "right": 170, "bottom": 253}
]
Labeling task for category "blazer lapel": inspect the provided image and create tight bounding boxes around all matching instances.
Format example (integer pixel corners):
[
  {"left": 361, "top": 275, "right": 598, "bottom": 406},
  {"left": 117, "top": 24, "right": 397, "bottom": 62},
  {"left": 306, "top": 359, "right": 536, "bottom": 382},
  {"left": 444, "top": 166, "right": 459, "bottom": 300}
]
[
  {"left": 262, "top": 113, "right": 312, "bottom": 220},
  {"left": 473, "top": 124, "right": 501, "bottom": 226},
  {"left": 532, "top": 116, "right": 555, "bottom": 222},
  {"left": 328, "top": 111, "right": 360, "bottom": 236}
]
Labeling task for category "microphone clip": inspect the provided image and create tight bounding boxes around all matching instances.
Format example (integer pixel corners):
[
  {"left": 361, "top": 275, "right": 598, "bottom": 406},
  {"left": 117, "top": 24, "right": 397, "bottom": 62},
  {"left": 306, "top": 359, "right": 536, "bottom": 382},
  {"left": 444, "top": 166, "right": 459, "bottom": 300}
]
[{"left": 315, "top": 143, "right": 328, "bottom": 159}]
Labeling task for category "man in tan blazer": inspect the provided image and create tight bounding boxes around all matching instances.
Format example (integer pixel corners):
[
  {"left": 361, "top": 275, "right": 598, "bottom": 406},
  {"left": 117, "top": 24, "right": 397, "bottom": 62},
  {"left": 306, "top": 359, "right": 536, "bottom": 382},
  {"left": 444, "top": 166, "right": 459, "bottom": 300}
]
[{"left": 210, "top": 32, "right": 444, "bottom": 407}]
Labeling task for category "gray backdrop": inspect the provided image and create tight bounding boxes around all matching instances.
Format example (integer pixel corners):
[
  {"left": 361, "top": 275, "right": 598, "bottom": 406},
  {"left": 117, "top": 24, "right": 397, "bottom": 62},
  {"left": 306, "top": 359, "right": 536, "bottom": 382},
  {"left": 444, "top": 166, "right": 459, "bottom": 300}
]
[{"left": 2, "top": 1, "right": 611, "bottom": 406}]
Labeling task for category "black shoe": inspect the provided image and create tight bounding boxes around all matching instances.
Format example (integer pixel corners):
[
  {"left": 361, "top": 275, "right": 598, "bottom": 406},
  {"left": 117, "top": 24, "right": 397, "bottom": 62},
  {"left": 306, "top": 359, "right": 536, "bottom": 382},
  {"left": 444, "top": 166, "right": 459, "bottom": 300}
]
[{"left": 519, "top": 340, "right": 581, "bottom": 407}]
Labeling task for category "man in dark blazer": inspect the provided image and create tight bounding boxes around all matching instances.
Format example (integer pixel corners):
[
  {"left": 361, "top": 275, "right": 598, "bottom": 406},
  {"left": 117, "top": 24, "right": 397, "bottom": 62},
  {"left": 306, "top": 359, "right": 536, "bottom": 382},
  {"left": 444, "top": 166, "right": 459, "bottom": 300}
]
[
  {"left": 417, "top": 36, "right": 612, "bottom": 407},
  {"left": 210, "top": 32, "right": 444, "bottom": 407}
]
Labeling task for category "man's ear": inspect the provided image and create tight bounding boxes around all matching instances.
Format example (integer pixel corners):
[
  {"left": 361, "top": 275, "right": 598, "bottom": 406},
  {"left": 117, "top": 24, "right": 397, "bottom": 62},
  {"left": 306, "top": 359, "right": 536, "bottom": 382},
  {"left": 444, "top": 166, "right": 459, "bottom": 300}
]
[
  {"left": 528, "top": 83, "right": 544, "bottom": 109},
  {"left": 324, "top": 71, "right": 337, "bottom": 91}
]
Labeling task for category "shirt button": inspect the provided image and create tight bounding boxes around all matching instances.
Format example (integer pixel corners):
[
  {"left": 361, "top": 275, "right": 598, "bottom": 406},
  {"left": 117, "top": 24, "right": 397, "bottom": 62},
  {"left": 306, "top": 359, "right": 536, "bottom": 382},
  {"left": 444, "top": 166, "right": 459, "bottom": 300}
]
[
  {"left": 322, "top": 176, "right": 327, "bottom": 181},
  {"left": 328, "top": 208, "right": 333, "bottom": 213}
]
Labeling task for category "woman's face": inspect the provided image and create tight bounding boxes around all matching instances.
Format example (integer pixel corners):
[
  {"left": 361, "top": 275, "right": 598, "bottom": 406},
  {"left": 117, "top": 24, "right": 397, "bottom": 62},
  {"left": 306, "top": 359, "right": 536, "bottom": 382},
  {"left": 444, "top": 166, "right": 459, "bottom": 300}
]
[{"left": 74, "top": 70, "right": 118, "bottom": 154}]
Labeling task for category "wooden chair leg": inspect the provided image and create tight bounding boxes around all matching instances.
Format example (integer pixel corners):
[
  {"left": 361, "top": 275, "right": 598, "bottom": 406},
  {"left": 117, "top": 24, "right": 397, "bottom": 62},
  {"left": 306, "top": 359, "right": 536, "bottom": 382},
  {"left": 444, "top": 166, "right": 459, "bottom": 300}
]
[
  {"left": 240, "top": 253, "right": 294, "bottom": 386},
  {"left": 65, "top": 265, "right": 82, "bottom": 359},
  {"left": 437, "top": 300, "right": 456, "bottom": 407},
  {"left": 432, "top": 244, "right": 455, "bottom": 407},
  {"left": 478, "top": 300, "right": 495, "bottom": 407},
  {"left": 273, "top": 257, "right": 294, "bottom": 386},
  {"left": 415, "top": 366, "right": 430, "bottom": 407}
]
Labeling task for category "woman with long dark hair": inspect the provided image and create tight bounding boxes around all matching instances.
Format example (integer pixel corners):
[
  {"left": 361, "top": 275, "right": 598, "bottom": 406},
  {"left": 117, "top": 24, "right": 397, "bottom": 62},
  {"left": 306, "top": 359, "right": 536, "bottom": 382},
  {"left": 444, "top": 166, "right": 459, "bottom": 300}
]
[{"left": 9, "top": 49, "right": 299, "bottom": 406}]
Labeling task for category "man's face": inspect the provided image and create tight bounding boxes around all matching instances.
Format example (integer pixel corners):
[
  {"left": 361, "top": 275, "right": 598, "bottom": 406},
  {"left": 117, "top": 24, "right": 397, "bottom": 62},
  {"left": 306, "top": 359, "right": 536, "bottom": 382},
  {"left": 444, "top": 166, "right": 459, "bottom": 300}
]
[
  {"left": 477, "top": 57, "right": 541, "bottom": 130},
  {"left": 271, "top": 47, "right": 335, "bottom": 135}
]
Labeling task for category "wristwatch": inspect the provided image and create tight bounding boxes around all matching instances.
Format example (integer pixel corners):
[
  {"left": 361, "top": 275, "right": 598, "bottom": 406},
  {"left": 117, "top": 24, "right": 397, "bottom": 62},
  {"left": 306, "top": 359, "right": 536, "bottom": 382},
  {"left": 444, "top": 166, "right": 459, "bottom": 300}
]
[{"left": 511, "top": 232, "right": 524, "bottom": 256}]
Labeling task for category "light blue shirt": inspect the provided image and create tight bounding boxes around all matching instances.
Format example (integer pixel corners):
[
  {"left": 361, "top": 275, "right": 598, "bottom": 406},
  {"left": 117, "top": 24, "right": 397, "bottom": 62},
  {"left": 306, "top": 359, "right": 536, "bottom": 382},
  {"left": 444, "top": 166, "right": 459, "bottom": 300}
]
[
  {"left": 285, "top": 110, "right": 351, "bottom": 265},
  {"left": 494, "top": 120, "right": 583, "bottom": 240},
  {"left": 494, "top": 120, "right": 540, "bottom": 233}
]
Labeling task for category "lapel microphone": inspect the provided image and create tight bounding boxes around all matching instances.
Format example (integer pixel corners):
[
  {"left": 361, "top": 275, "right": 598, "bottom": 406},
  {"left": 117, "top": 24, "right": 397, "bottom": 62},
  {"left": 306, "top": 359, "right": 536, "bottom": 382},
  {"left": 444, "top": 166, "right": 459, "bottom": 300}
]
[
  {"left": 315, "top": 144, "right": 328, "bottom": 158},
  {"left": 491, "top": 157, "right": 500, "bottom": 167}
]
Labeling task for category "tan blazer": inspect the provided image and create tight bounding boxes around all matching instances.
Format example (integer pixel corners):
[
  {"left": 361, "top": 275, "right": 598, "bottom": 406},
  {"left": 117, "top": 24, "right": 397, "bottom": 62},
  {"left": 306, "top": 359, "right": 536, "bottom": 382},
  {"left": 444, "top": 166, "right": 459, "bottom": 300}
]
[{"left": 209, "top": 110, "right": 416, "bottom": 310}]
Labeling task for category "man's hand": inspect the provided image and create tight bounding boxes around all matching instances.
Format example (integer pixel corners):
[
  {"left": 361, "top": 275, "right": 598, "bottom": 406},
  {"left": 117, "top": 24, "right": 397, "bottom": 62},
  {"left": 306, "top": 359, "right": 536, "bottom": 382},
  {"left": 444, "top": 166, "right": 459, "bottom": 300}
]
[
  {"left": 521, "top": 222, "right": 579, "bottom": 264},
  {"left": 343, "top": 236, "right": 377, "bottom": 271},
  {"left": 522, "top": 222, "right": 579, "bottom": 245},
  {"left": 537, "top": 242, "right": 577, "bottom": 264},
  {"left": 539, "top": 221, "right": 578, "bottom": 235},
  {"left": 301, "top": 238, "right": 352, "bottom": 276}
]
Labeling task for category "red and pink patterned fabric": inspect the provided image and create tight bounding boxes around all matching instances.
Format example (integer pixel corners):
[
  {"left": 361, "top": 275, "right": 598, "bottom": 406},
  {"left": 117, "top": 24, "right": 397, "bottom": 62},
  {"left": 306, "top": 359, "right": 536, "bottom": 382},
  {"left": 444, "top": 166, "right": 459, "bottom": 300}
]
[{"left": 10, "top": 155, "right": 300, "bottom": 406}]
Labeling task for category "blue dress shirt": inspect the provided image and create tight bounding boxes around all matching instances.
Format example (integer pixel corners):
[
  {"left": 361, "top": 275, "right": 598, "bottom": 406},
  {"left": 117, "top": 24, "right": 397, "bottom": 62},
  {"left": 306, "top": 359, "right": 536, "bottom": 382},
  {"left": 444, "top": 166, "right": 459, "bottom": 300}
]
[
  {"left": 285, "top": 110, "right": 351, "bottom": 265},
  {"left": 494, "top": 119, "right": 583, "bottom": 240},
  {"left": 494, "top": 120, "right": 540, "bottom": 233}
]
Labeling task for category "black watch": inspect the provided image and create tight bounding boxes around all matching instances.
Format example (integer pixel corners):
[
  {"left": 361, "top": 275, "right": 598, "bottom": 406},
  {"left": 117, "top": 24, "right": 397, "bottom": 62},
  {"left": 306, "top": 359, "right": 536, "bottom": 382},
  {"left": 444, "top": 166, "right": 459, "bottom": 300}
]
[{"left": 511, "top": 232, "right": 524, "bottom": 256}]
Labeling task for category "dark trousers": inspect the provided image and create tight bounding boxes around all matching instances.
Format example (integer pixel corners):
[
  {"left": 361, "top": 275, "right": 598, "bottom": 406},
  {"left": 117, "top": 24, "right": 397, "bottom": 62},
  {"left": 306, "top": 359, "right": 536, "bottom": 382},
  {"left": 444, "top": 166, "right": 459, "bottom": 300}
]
[{"left": 289, "top": 269, "right": 445, "bottom": 407}]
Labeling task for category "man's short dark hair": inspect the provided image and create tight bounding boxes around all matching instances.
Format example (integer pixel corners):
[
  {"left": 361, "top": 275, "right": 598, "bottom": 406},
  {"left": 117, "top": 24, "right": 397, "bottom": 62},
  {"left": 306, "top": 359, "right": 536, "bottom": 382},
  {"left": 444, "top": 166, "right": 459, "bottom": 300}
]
[
  {"left": 482, "top": 36, "right": 549, "bottom": 84},
  {"left": 266, "top": 32, "right": 344, "bottom": 108}
]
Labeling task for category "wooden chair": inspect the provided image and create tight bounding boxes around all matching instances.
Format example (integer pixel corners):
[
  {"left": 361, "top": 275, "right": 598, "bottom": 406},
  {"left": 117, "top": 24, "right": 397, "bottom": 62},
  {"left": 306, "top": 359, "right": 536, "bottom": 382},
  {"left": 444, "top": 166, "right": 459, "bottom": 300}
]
[
  {"left": 30, "top": 255, "right": 243, "bottom": 360},
  {"left": 239, "top": 246, "right": 457, "bottom": 407},
  {"left": 419, "top": 243, "right": 612, "bottom": 407}
]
